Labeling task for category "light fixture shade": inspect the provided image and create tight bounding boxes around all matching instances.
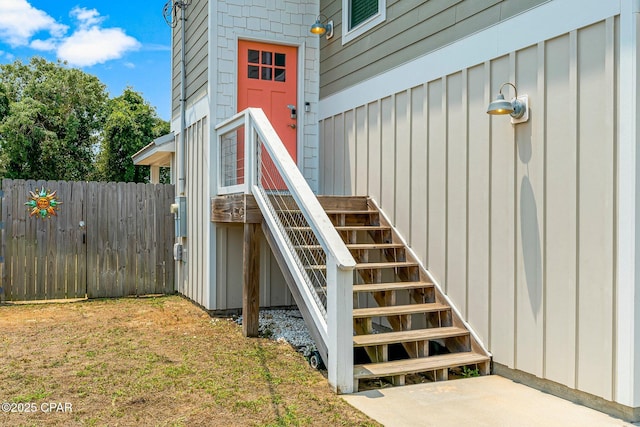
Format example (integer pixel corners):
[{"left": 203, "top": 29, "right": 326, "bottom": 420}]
[
  {"left": 486, "top": 94, "right": 514, "bottom": 115},
  {"left": 310, "top": 20, "right": 326, "bottom": 35}
]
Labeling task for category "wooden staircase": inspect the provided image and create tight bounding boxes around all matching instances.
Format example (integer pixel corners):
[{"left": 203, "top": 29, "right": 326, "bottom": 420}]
[{"left": 317, "top": 196, "right": 491, "bottom": 392}]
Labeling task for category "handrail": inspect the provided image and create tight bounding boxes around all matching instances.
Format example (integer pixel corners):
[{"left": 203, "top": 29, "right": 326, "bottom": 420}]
[
  {"left": 247, "top": 108, "right": 356, "bottom": 270},
  {"left": 215, "top": 108, "right": 355, "bottom": 270},
  {"left": 215, "top": 107, "right": 355, "bottom": 393}
]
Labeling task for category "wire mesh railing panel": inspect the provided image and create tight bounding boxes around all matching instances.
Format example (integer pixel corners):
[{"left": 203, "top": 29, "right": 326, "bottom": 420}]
[
  {"left": 256, "top": 139, "right": 328, "bottom": 317},
  {"left": 220, "top": 126, "right": 245, "bottom": 188}
]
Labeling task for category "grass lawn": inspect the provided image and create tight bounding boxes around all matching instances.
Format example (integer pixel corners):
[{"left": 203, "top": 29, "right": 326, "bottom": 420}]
[{"left": 0, "top": 295, "right": 380, "bottom": 426}]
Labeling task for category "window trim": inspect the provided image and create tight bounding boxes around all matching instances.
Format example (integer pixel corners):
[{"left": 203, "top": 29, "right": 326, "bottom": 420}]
[{"left": 341, "top": 0, "right": 386, "bottom": 45}]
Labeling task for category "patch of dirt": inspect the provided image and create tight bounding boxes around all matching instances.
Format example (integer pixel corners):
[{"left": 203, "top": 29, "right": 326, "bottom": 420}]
[{"left": 0, "top": 295, "right": 380, "bottom": 426}]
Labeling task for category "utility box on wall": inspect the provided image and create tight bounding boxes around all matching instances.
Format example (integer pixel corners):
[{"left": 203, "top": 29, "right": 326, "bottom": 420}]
[
  {"left": 171, "top": 196, "right": 187, "bottom": 237},
  {"left": 173, "top": 243, "right": 183, "bottom": 261}
]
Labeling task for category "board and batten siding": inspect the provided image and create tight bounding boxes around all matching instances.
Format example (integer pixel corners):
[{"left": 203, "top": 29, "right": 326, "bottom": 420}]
[
  {"left": 319, "top": 19, "right": 618, "bottom": 402},
  {"left": 172, "top": 0, "right": 209, "bottom": 119},
  {"left": 215, "top": 224, "right": 292, "bottom": 310},
  {"left": 319, "top": 0, "right": 548, "bottom": 98},
  {"left": 177, "top": 116, "right": 211, "bottom": 306}
]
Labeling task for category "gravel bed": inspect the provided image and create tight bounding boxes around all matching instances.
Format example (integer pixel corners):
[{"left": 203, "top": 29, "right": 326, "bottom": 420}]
[{"left": 236, "top": 309, "right": 318, "bottom": 358}]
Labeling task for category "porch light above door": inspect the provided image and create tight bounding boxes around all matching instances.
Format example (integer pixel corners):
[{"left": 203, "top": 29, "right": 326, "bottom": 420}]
[
  {"left": 487, "top": 82, "right": 529, "bottom": 124},
  {"left": 310, "top": 15, "right": 333, "bottom": 39}
]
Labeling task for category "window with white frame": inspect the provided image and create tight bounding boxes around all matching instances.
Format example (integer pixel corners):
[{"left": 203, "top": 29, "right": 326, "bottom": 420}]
[{"left": 342, "top": 0, "right": 386, "bottom": 44}]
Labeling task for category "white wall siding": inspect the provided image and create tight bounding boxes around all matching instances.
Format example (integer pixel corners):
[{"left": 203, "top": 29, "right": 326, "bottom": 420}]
[
  {"left": 319, "top": 19, "right": 621, "bottom": 404},
  {"left": 427, "top": 80, "right": 447, "bottom": 289},
  {"left": 466, "top": 63, "right": 490, "bottom": 347},
  {"left": 575, "top": 19, "right": 616, "bottom": 399},
  {"left": 544, "top": 29, "right": 577, "bottom": 390},
  {"left": 409, "top": 85, "right": 428, "bottom": 264},
  {"left": 177, "top": 116, "right": 210, "bottom": 308},
  {"left": 487, "top": 54, "right": 516, "bottom": 370},
  {"left": 215, "top": 224, "right": 291, "bottom": 310}
]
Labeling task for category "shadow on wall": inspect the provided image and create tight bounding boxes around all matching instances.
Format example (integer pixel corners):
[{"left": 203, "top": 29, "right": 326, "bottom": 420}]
[
  {"left": 520, "top": 175, "right": 542, "bottom": 316},
  {"left": 517, "top": 118, "right": 542, "bottom": 318}
]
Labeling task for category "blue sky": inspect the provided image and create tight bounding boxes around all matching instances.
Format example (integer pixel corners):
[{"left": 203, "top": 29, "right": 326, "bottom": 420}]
[{"left": 0, "top": 0, "right": 172, "bottom": 120}]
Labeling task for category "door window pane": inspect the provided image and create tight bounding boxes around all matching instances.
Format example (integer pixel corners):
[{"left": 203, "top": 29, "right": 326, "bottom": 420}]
[
  {"left": 248, "top": 65, "right": 259, "bottom": 79},
  {"left": 248, "top": 49, "right": 260, "bottom": 64},
  {"left": 274, "top": 68, "right": 286, "bottom": 82},
  {"left": 261, "top": 67, "right": 272, "bottom": 81},
  {"left": 246, "top": 48, "right": 286, "bottom": 83}
]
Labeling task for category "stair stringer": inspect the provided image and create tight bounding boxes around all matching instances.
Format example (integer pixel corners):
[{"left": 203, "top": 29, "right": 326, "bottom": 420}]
[{"left": 367, "top": 197, "right": 492, "bottom": 361}]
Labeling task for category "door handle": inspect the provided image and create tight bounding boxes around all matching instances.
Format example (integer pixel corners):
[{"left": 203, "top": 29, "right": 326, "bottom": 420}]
[{"left": 288, "top": 123, "right": 296, "bottom": 129}]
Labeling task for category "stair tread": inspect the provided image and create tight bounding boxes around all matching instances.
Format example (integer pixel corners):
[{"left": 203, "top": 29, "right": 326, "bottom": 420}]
[
  {"left": 353, "top": 302, "right": 449, "bottom": 318},
  {"left": 294, "top": 243, "right": 404, "bottom": 250},
  {"left": 353, "top": 282, "right": 432, "bottom": 292},
  {"left": 353, "top": 326, "right": 468, "bottom": 346},
  {"left": 281, "top": 209, "right": 377, "bottom": 214},
  {"left": 325, "top": 209, "right": 378, "bottom": 214},
  {"left": 355, "top": 261, "right": 418, "bottom": 269},
  {"left": 336, "top": 225, "right": 390, "bottom": 231},
  {"left": 286, "top": 225, "right": 389, "bottom": 231},
  {"left": 353, "top": 352, "right": 490, "bottom": 379},
  {"left": 305, "top": 261, "right": 418, "bottom": 271},
  {"left": 348, "top": 243, "right": 404, "bottom": 249}
]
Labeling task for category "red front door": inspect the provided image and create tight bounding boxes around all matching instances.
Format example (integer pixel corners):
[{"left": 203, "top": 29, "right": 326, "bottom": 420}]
[{"left": 238, "top": 40, "right": 298, "bottom": 162}]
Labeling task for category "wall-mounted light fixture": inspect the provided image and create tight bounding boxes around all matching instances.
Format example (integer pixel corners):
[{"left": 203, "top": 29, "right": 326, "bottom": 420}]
[
  {"left": 487, "top": 82, "right": 529, "bottom": 124},
  {"left": 310, "top": 15, "right": 333, "bottom": 39}
]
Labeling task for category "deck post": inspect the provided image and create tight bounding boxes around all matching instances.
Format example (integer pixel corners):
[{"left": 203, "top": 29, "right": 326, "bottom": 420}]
[
  {"left": 327, "top": 253, "right": 354, "bottom": 394},
  {"left": 242, "top": 222, "right": 260, "bottom": 337}
]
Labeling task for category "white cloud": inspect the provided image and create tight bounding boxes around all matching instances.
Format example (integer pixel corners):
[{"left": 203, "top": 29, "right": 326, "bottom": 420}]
[
  {"left": 30, "top": 38, "right": 58, "bottom": 51},
  {"left": 0, "top": 2, "right": 140, "bottom": 67},
  {"left": 70, "top": 7, "right": 105, "bottom": 30},
  {"left": 57, "top": 7, "right": 140, "bottom": 67},
  {"left": 58, "top": 27, "right": 140, "bottom": 67},
  {"left": 0, "top": 0, "right": 68, "bottom": 46}
]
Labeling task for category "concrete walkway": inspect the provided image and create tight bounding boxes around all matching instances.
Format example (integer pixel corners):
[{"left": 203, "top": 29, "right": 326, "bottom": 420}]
[{"left": 343, "top": 375, "right": 636, "bottom": 427}]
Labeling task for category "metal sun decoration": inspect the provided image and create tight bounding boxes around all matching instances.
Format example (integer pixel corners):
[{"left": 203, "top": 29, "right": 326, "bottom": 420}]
[{"left": 25, "top": 187, "right": 63, "bottom": 219}]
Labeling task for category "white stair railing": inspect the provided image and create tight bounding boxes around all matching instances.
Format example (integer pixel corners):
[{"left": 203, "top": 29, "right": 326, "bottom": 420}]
[{"left": 215, "top": 108, "right": 356, "bottom": 393}]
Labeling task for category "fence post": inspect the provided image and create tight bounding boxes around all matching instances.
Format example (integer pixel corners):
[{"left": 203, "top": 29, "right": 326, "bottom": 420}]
[{"left": 327, "top": 253, "right": 354, "bottom": 394}]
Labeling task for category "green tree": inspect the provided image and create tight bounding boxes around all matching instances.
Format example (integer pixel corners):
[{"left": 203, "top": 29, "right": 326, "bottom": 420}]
[
  {"left": 95, "top": 88, "right": 169, "bottom": 183},
  {"left": 0, "top": 57, "right": 108, "bottom": 180}
]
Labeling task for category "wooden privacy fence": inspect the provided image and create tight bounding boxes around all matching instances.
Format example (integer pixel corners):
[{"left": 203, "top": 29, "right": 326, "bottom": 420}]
[{"left": 0, "top": 179, "right": 175, "bottom": 301}]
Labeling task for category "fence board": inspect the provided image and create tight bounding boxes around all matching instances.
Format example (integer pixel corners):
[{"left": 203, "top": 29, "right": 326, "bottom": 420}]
[
  {"left": 164, "top": 184, "right": 175, "bottom": 293},
  {"left": 124, "top": 183, "right": 136, "bottom": 297},
  {"left": 86, "top": 181, "right": 99, "bottom": 298},
  {"left": 24, "top": 182, "right": 37, "bottom": 300},
  {"left": 5, "top": 181, "right": 16, "bottom": 300},
  {"left": 0, "top": 182, "right": 4, "bottom": 301},
  {"left": 54, "top": 180, "right": 68, "bottom": 299},
  {"left": 0, "top": 179, "right": 175, "bottom": 301},
  {"left": 146, "top": 183, "right": 156, "bottom": 295},
  {"left": 115, "top": 183, "right": 126, "bottom": 296},
  {"left": 4, "top": 181, "right": 9, "bottom": 300},
  {"left": 14, "top": 181, "right": 27, "bottom": 300},
  {"left": 73, "top": 181, "right": 86, "bottom": 298}
]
